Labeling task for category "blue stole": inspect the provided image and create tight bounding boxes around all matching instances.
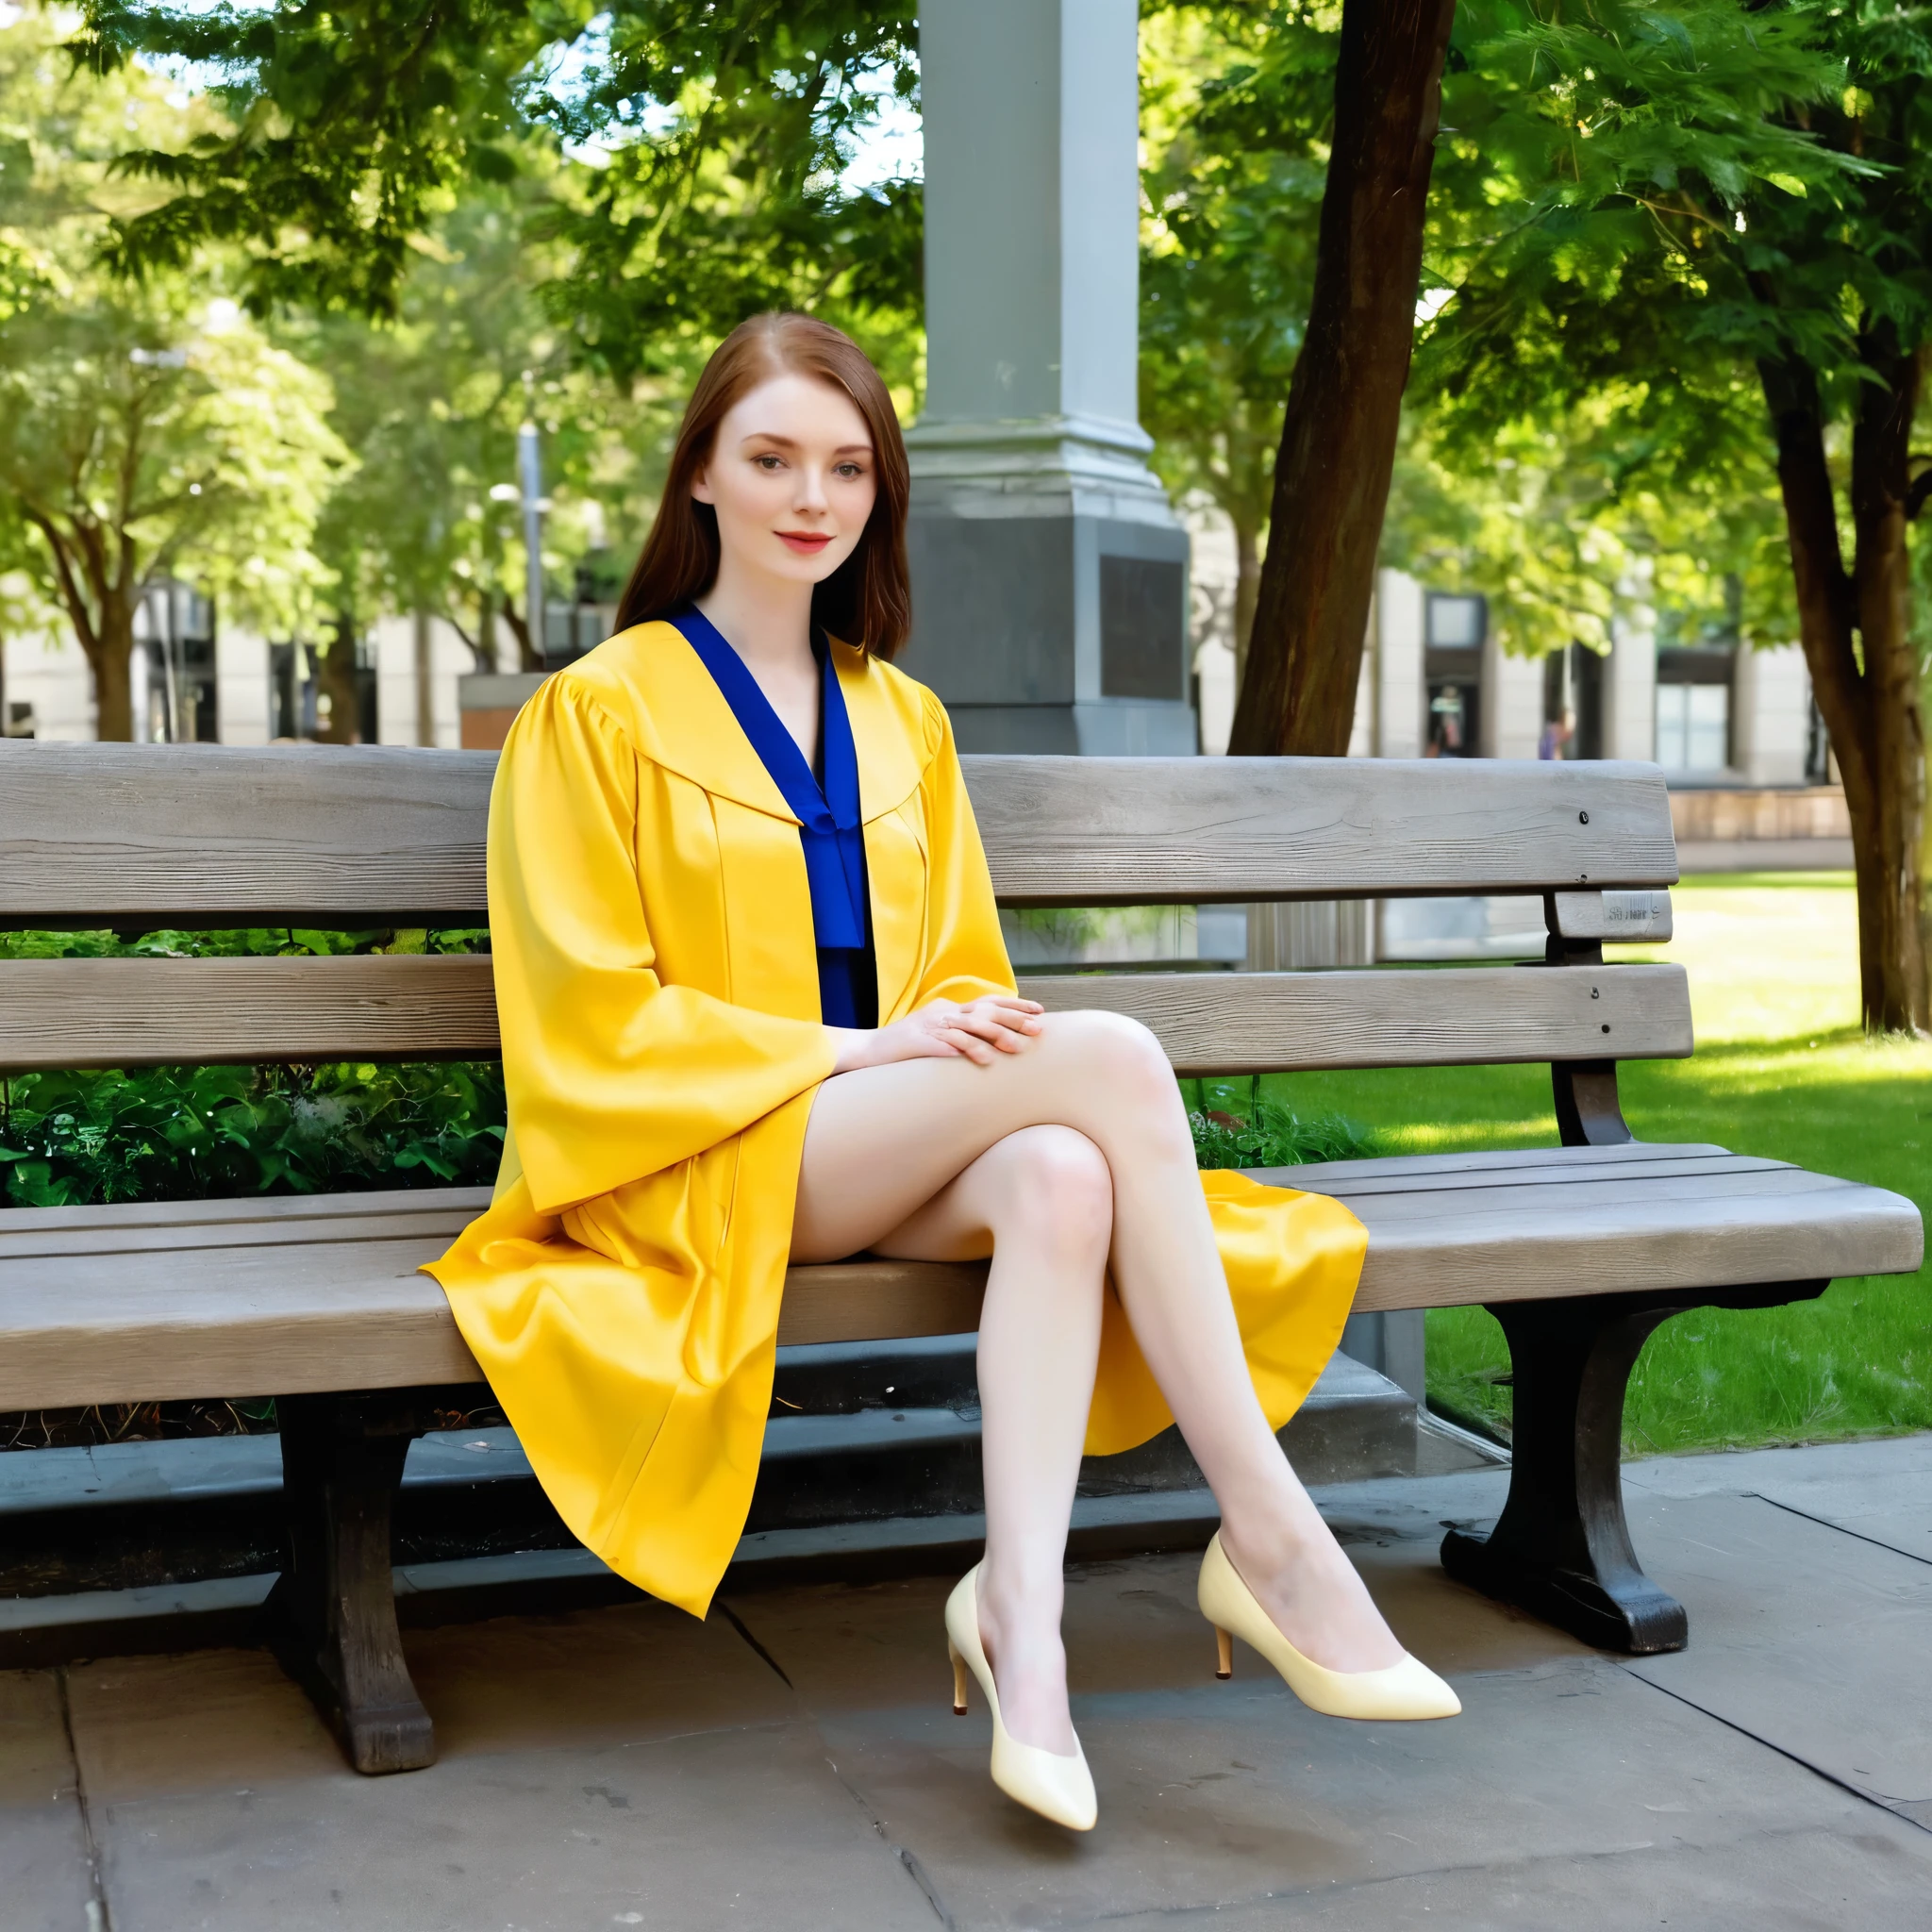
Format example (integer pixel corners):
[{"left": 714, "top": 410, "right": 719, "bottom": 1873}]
[{"left": 670, "top": 607, "right": 875, "bottom": 1028}]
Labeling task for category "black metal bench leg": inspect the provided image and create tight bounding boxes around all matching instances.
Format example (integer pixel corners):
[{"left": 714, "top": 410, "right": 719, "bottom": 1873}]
[
  {"left": 264, "top": 1391, "right": 436, "bottom": 1774},
  {"left": 1441, "top": 1293, "right": 1690, "bottom": 1654}
]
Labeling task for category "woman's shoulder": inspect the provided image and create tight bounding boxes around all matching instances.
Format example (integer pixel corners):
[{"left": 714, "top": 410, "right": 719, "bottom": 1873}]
[
  {"left": 833, "top": 641, "right": 954, "bottom": 764},
  {"left": 513, "top": 621, "right": 692, "bottom": 758}
]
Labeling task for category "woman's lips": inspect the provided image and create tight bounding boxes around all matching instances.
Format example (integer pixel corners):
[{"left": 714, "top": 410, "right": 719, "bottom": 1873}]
[{"left": 777, "top": 531, "right": 834, "bottom": 554}]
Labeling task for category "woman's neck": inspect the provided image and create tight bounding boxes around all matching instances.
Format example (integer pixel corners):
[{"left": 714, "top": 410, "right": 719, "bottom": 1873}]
[{"left": 695, "top": 558, "right": 816, "bottom": 676}]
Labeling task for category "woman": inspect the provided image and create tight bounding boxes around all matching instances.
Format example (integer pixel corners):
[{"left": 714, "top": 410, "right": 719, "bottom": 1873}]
[{"left": 429, "top": 313, "right": 1457, "bottom": 1836}]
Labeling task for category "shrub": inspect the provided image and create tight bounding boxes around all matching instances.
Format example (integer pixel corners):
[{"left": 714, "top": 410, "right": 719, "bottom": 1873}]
[{"left": 1186, "top": 1074, "right": 1376, "bottom": 1170}]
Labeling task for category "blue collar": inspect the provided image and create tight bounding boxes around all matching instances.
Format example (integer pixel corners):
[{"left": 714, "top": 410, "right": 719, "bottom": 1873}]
[{"left": 670, "top": 606, "right": 868, "bottom": 953}]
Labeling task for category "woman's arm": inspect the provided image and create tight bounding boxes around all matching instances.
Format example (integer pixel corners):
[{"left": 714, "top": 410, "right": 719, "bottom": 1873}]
[
  {"left": 491, "top": 675, "right": 838, "bottom": 1212},
  {"left": 824, "top": 690, "right": 1042, "bottom": 1074}
]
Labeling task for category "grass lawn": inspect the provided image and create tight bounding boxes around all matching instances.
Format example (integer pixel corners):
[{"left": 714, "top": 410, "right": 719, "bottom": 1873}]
[{"left": 1247, "top": 873, "right": 1932, "bottom": 1457}]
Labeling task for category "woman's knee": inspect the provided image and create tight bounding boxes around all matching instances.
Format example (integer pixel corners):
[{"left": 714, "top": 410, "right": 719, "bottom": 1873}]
[
  {"left": 1041, "top": 1009, "right": 1184, "bottom": 1117},
  {"left": 983, "top": 1124, "right": 1114, "bottom": 1255}
]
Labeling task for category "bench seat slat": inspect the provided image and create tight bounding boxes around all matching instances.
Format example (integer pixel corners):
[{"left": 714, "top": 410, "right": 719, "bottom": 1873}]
[
  {"left": 0, "top": 1150, "right": 1915, "bottom": 1410},
  {"left": 0, "top": 957, "right": 1691, "bottom": 1074},
  {"left": 0, "top": 744, "right": 1676, "bottom": 925}
]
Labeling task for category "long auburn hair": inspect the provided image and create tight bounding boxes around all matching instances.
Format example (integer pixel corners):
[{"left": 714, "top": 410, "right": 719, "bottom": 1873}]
[{"left": 614, "top": 313, "right": 912, "bottom": 658}]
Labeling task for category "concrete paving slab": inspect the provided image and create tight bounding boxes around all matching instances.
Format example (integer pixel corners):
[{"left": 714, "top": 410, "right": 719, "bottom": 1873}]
[
  {"left": 59, "top": 1604, "right": 938, "bottom": 1931},
  {"left": 727, "top": 1541, "right": 1911, "bottom": 1929},
  {"left": 1094, "top": 1818, "right": 1932, "bottom": 1930},
  {"left": 1627, "top": 1435, "right": 1932, "bottom": 1566},
  {"left": 1624, "top": 1491, "right": 1932, "bottom": 1824},
  {"left": 0, "top": 1669, "right": 98, "bottom": 1932}
]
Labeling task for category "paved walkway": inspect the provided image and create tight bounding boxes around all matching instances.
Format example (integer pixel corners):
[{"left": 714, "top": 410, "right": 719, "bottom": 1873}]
[{"left": 7, "top": 1434, "right": 1932, "bottom": 1930}]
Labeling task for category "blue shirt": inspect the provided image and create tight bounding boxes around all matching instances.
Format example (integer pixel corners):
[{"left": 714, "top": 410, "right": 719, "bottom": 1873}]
[{"left": 670, "top": 607, "right": 877, "bottom": 1029}]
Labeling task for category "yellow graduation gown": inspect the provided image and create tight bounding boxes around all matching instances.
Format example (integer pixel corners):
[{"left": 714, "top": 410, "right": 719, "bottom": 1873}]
[{"left": 425, "top": 621, "right": 1367, "bottom": 1617}]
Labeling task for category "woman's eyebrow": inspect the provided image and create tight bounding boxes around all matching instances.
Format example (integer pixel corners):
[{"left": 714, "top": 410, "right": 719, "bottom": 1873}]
[{"left": 739, "top": 433, "right": 874, "bottom": 454}]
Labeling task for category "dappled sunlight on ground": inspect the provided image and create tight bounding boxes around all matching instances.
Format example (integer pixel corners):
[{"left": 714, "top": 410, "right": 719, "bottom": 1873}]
[{"left": 1610, "top": 871, "right": 1862, "bottom": 1045}]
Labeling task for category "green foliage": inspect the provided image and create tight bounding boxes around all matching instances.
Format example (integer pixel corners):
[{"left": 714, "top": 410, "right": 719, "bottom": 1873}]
[
  {"left": 0, "top": 927, "right": 501, "bottom": 1209},
  {"left": 74, "top": 0, "right": 925, "bottom": 386},
  {"left": 1407, "top": 0, "right": 1932, "bottom": 651},
  {"left": 0, "top": 1059, "right": 506, "bottom": 1207},
  {"left": 284, "top": 175, "right": 671, "bottom": 659},
  {"left": 1139, "top": 6, "right": 1327, "bottom": 590},
  {"left": 0, "top": 14, "right": 350, "bottom": 718},
  {"left": 1185, "top": 1074, "right": 1376, "bottom": 1171}
]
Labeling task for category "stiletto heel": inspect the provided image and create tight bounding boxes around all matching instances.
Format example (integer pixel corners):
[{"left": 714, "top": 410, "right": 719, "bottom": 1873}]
[
  {"left": 1198, "top": 1531, "right": 1460, "bottom": 1721},
  {"left": 1214, "top": 1625, "right": 1233, "bottom": 1680},
  {"left": 943, "top": 1565, "right": 1098, "bottom": 1831}
]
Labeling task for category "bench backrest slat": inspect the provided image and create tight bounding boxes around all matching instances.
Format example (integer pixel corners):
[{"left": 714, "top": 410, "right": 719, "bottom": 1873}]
[
  {"left": 0, "top": 956, "right": 1692, "bottom": 1074},
  {"left": 0, "top": 744, "right": 1675, "bottom": 925}
]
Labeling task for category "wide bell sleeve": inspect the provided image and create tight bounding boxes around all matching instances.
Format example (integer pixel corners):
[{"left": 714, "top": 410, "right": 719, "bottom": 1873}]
[
  {"left": 908, "top": 691, "right": 1019, "bottom": 1008},
  {"left": 490, "top": 674, "right": 839, "bottom": 1215}
]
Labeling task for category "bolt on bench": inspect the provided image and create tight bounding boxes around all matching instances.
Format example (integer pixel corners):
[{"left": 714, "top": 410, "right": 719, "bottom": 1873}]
[{"left": 0, "top": 743, "right": 1919, "bottom": 1774}]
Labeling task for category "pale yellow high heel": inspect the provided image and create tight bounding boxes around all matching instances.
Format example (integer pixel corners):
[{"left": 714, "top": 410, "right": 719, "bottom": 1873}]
[
  {"left": 944, "top": 1565, "right": 1098, "bottom": 1831},
  {"left": 1199, "top": 1531, "right": 1460, "bottom": 1721}
]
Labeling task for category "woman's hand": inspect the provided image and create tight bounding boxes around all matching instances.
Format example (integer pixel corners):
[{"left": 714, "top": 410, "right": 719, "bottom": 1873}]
[{"left": 827, "top": 995, "right": 1046, "bottom": 1074}]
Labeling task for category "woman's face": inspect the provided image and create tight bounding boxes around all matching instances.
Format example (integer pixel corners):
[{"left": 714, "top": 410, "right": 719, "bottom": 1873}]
[{"left": 692, "top": 372, "right": 877, "bottom": 589}]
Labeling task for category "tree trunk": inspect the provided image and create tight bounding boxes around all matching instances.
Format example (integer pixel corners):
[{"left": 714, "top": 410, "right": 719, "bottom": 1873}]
[
  {"left": 501, "top": 593, "right": 541, "bottom": 673},
  {"left": 317, "top": 614, "right": 363, "bottom": 744},
  {"left": 1760, "top": 342, "right": 1929, "bottom": 1033},
  {"left": 1232, "top": 514, "right": 1260, "bottom": 697},
  {"left": 1229, "top": 0, "right": 1456, "bottom": 757},
  {"left": 92, "top": 599, "right": 137, "bottom": 742}
]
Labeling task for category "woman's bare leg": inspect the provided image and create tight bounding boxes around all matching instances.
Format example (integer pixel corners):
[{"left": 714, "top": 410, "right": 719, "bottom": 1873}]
[
  {"left": 830, "top": 1124, "right": 1110, "bottom": 1753},
  {"left": 793, "top": 1013, "right": 1402, "bottom": 1742}
]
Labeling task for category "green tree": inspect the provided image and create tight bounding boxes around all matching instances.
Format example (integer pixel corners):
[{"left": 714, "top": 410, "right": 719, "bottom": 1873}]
[
  {"left": 74, "top": 1, "right": 924, "bottom": 381},
  {"left": 1421, "top": 0, "right": 1931, "bottom": 1032},
  {"left": 287, "top": 177, "right": 669, "bottom": 739},
  {"left": 0, "top": 16, "right": 347, "bottom": 740},
  {"left": 1140, "top": 6, "right": 1323, "bottom": 686},
  {"left": 1225, "top": 0, "right": 1458, "bottom": 759}
]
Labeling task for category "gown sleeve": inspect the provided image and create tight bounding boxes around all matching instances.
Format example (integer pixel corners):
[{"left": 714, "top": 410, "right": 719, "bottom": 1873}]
[
  {"left": 490, "top": 674, "right": 839, "bottom": 1215},
  {"left": 908, "top": 690, "right": 1020, "bottom": 1008}
]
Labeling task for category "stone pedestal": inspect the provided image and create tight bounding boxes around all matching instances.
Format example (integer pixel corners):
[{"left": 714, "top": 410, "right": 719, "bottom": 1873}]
[{"left": 900, "top": 0, "right": 1192, "bottom": 754}]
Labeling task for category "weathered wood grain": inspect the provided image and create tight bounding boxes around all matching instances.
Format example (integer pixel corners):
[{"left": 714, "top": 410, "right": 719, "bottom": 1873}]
[
  {"left": 0, "top": 743, "right": 1677, "bottom": 924},
  {"left": 1017, "top": 963, "right": 1693, "bottom": 1074},
  {"left": 0, "top": 741, "right": 494, "bottom": 925},
  {"left": 0, "top": 956, "right": 1691, "bottom": 1072},
  {"left": 0, "top": 955, "right": 499, "bottom": 1067},
  {"left": 967, "top": 755, "right": 1678, "bottom": 906},
  {"left": 0, "top": 1148, "right": 1916, "bottom": 1407}
]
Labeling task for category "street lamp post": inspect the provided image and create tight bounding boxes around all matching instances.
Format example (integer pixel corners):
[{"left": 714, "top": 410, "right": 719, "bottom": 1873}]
[{"left": 518, "top": 412, "right": 545, "bottom": 670}]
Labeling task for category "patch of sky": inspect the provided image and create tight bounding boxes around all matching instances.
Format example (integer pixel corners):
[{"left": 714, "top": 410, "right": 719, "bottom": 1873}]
[{"left": 841, "top": 58, "right": 922, "bottom": 192}]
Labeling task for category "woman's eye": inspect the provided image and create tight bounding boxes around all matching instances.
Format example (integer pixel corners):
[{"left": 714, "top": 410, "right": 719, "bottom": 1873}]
[
  {"left": 757, "top": 455, "right": 783, "bottom": 470},
  {"left": 835, "top": 463, "right": 864, "bottom": 479}
]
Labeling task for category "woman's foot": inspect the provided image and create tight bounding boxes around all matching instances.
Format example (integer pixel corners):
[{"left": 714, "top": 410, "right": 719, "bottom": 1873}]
[
  {"left": 974, "top": 1564, "right": 1078, "bottom": 1755},
  {"left": 1219, "top": 1511, "right": 1405, "bottom": 1674}
]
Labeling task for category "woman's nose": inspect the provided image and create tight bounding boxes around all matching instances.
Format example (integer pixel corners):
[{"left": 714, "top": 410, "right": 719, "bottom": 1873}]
[{"left": 795, "top": 466, "right": 830, "bottom": 514}]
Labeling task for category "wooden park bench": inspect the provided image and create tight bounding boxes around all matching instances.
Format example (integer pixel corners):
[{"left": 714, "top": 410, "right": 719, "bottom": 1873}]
[{"left": 0, "top": 742, "right": 1919, "bottom": 1775}]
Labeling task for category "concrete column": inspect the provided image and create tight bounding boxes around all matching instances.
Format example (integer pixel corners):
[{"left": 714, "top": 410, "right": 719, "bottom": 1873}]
[
  {"left": 1603, "top": 566, "right": 1657, "bottom": 762},
  {"left": 1481, "top": 632, "right": 1544, "bottom": 759},
  {"left": 1374, "top": 568, "right": 1424, "bottom": 758},
  {"left": 214, "top": 628, "right": 272, "bottom": 745},
  {"left": 1734, "top": 642, "right": 1810, "bottom": 785},
  {"left": 901, "top": 0, "right": 1192, "bottom": 755}
]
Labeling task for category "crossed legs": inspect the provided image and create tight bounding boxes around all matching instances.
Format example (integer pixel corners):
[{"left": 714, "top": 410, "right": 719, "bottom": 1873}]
[{"left": 791, "top": 1011, "right": 1401, "bottom": 1753}]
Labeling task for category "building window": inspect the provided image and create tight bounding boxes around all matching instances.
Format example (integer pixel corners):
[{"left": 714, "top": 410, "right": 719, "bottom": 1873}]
[
  {"left": 1424, "top": 594, "right": 1485, "bottom": 758},
  {"left": 1655, "top": 643, "right": 1734, "bottom": 774},
  {"left": 132, "top": 580, "right": 218, "bottom": 742},
  {"left": 1657, "top": 682, "right": 1730, "bottom": 773}
]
